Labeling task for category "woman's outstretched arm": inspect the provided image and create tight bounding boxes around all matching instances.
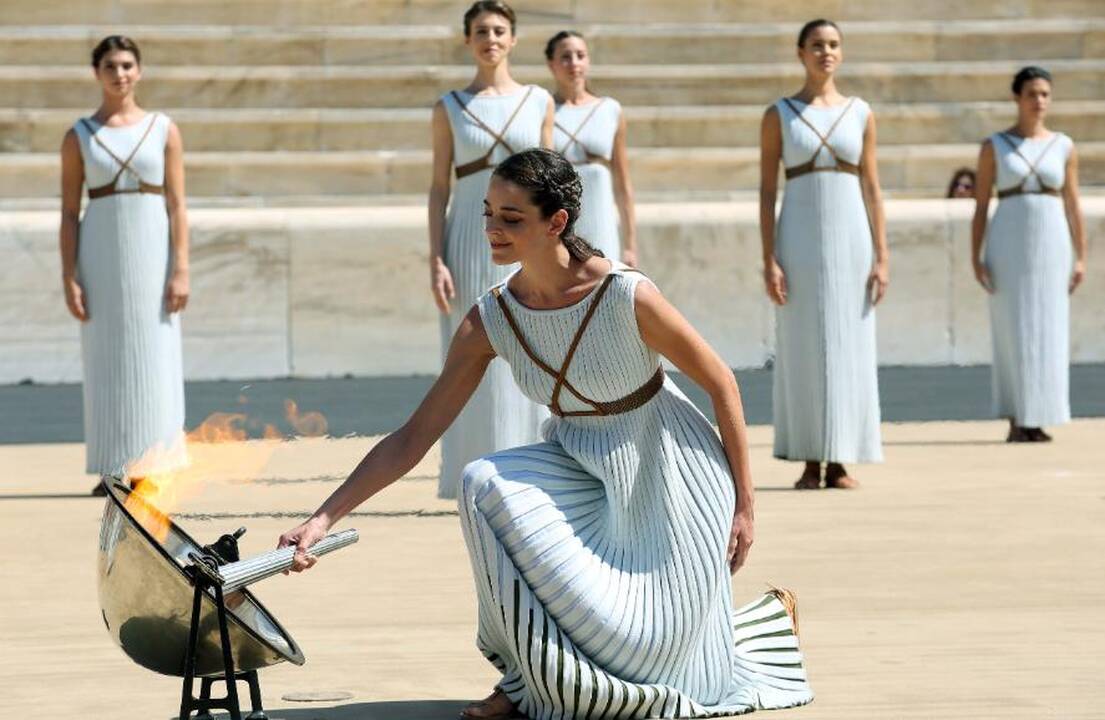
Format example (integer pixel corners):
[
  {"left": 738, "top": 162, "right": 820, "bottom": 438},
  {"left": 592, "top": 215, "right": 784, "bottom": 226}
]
[
  {"left": 634, "top": 281, "right": 754, "bottom": 574},
  {"left": 278, "top": 306, "right": 495, "bottom": 568}
]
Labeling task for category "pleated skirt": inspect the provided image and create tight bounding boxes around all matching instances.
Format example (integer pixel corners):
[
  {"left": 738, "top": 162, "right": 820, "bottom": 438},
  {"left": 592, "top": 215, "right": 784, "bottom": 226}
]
[
  {"left": 458, "top": 431, "right": 814, "bottom": 718},
  {"left": 438, "top": 170, "right": 548, "bottom": 498},
  {"left": 78, "top": 195, "right": 187, "bottom": 475},
  {"left": 985, "top": 195, "right": 1072, "bottom": 427},
  {"left": 772, "top": 173, "right": 882, "bottom": 464}
]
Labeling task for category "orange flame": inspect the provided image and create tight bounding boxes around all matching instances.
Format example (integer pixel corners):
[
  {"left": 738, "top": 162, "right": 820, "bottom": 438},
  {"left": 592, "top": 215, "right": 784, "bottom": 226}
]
[{"left": 120, "top": 398, "right": 329, "bottom": 542}]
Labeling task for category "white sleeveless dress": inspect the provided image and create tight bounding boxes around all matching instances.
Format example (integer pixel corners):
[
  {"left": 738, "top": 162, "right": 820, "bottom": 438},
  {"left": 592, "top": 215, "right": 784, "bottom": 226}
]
[
  {"left": 554, "top": 97, "right": 623, "bottom": 259},
  {"left": 437, "top": 86, "right": 553, "bottom": 498},
  {"left": 985, "top": 131, "right": 1073, "bottom": 427},
  {"left": 771, "top": 97, "right": 883, "bottom": 464},
  {"left": 460, "top": 263, "right": 814, "bottom": 719},
  {"left": 73, "top": 113, "right": 188, "bottom": 475}
]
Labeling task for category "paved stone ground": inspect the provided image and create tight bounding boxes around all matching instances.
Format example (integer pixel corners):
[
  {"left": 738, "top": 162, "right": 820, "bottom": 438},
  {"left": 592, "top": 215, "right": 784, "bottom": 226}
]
[
  {"left": 3, "top": 364, "right": 1105, "bottom": 443},
  {"left": 3, "top": 416, "right": 1104, "bottom": 719}
]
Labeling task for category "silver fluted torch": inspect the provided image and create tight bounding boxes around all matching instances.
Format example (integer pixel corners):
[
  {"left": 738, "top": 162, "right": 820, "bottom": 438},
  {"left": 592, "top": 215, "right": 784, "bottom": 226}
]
[{"left": 217, "top": 529, "right": 360, "bottom": 593}]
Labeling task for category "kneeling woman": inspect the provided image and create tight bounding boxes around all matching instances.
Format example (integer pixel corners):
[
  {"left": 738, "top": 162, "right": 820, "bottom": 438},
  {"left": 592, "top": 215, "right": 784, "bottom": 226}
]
[{"left": 279, "top": 149, "right": 813, "bottom": 719}]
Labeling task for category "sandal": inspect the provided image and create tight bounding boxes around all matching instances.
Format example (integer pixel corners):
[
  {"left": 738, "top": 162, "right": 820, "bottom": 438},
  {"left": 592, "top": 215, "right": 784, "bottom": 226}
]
[
  {"left": 767, "top": 586, "right": 801, "bottom": 639},
  {"left": 824, "top": 464, "right": 859, "bottom": 489},
  {"left": 793, "top": 464, "right": 821, "bottom": 490},
  {"left": 1026, "top": 427, "right": 1053, "bottom": 443}
]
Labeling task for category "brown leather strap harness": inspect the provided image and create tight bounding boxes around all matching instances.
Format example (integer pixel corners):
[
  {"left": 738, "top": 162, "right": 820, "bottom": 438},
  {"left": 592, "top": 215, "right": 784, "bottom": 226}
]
[
  {"left": 781, "top": 97, "right": 860, "bottom": 180},
  {"left": 995, "top": 132, "right": 1063, "bottom": 199},
  {"left": 491, "top": 271, "right": 664, "bottom": 418},
  {"left": 555, "top": 98, "right": 610, "bottom": 169},
  {"left": 451, "top": 86, "right": 535, "bottom": 180},
  {"left": 79, "top": 114, "right": 164, "bottom": 200}
]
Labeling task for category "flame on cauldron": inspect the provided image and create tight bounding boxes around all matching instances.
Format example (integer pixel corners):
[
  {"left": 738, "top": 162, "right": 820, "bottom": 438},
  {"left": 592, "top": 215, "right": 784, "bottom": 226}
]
[{"left": 122, "top": 399, "right": 329, "bottom": 543}]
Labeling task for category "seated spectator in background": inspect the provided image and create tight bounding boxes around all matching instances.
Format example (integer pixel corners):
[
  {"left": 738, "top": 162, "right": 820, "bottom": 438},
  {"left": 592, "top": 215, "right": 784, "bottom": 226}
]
[{"left": 947, "top": 167, "right": 976, "bottom": 198}]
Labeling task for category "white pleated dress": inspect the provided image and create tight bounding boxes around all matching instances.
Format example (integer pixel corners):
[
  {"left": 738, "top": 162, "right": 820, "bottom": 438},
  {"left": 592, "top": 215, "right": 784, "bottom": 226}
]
[
  {"left": 460, "top": 263, "right": 814, "bottom": 719},
  {"left": 985, "top": 131, "right": 1073, "bottom": 427},
  {"left": 555, "top": 98, "right": 623, "bottom": 259},
  {"left": 771, "top": 98, "right": 882, "bottom": 464},
  {"left": 438, "top": 86, "right": 553, "bottom": 498},
  {"left": 73, "top": 113, "right": 187, "bottom": 475}
]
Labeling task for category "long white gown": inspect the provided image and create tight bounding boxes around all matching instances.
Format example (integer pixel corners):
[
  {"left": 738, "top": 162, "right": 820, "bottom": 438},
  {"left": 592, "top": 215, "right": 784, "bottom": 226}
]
[
  {"left": 771, "top": 97, "right": 883, "bottom": 464},
  {"left": 73, "top": 112, "right": 187, "bottom": 475},
  {"left": 985, "top": 131, "right": 1073, "bottom": 427},
  {"left": 554, "top": 97, "right": 622, "bottom": 259},
  {"left": 460, "top": 263, "right": 814, "bottom": 719},
  {"left": 437, "top": 86, "right": 552, "bottom": 498}
]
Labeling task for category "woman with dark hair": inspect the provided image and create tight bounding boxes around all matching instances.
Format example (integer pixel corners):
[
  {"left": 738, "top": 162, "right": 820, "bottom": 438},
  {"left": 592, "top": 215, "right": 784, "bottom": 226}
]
[
  {"left": 60, "top": 35, "right": 190, "bottom": 494},
  {"left": 279, "top": 148, "right": 813, "bottom": 720},
  {"left": 545, "top": 30, "right": 638, "bottom": 265},
  {"left": 759, "top": 19, "right": 888, "bottom": 490},
  {"left": 947, "top": 167, "right": 976, "bottom": 198},
  {"left": 429, "top": 1, "right": 555, "bottom": 499},
  {"left": 971, "top": 66, "right": 1087, "bottom": 442}
]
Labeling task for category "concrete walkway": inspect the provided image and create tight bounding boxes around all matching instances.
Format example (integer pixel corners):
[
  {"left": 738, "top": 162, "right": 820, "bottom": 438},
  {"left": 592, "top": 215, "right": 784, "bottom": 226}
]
[{"left": 3, "top": 418, "right": 1103, "bottom": 719}]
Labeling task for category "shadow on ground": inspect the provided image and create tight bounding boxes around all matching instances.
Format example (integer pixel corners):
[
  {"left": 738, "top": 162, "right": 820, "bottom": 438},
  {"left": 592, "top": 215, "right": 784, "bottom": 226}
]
[{"left": 190, "top": 699, "right": 468, "bottom": 719}]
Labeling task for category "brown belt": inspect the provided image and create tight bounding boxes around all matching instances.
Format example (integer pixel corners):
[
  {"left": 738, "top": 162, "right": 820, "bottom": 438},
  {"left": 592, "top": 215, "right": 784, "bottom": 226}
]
[
  {"left": 87, "top": 181, "right": 164, "bottom": 200},
  {"left": 550, "top": 366, "right": 665, "bottom": 418},
  {"left": 455, "top": 156, "right": 494, "bottom": 180},
  {"left": 574, "top": 152, "right": 611, "bottom": 171},
  {"left": 997, "top": 186, "right": 1061, "bottom": 200},
  {"left": 785, "top": 159, "right": 860, "bottom": 180}
]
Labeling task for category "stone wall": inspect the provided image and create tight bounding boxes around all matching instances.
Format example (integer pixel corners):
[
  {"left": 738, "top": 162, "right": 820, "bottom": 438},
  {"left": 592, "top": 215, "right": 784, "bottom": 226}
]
[{"left": 3, "top": 199, "right": 1099, "bottom": 384}]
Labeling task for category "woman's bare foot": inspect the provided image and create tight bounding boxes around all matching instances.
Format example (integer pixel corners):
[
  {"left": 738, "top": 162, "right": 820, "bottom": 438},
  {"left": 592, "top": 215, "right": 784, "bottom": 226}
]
[
  {"left": 824, "top": 463, "right": 859, "bottom": 489},
  {"left": 793, "top": 462, "right": 821, "bottom": 490},
  {"left": 461, "top": 688, "right": 518, "bottom": 719}
]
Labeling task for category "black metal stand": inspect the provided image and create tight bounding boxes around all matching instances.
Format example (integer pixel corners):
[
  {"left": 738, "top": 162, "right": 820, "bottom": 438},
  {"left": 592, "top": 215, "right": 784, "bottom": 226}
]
[{"left": 179, "top": 556, "right": 268, "bottom": 720}]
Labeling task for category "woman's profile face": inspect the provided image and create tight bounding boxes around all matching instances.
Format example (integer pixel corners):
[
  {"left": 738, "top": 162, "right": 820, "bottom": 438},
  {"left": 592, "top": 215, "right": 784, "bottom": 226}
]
[
  {"left": 548, "top": 36, "right": 590, "bottom": 88},
  {"left": 465, "top": 11, "right": 516, "bottom": 66},
  {"left": 1015, "top": 77, "right": 1051, "bottom": 120},
  {"left": 484, "top": 176, "right": 567, "bottom": 266},
  {"left": 94, "top": 49, "right": 141, "bottom": 97},
  {"left": 797, "top": 25, "right": 843, "bottom": 78}
]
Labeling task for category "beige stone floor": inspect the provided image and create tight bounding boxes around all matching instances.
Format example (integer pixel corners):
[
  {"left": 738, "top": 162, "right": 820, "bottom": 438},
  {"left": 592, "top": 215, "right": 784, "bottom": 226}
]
[{"left": 3, "top": 420, "right": 1104, "bottom": 719}]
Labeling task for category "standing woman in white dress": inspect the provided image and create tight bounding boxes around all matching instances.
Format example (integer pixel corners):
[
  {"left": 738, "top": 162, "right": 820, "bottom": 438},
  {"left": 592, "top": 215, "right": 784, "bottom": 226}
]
[
  {"left": 429, "top": 1, "right": 554, "bottom": 499},
  {"left": 759, "top": 19, "right": 889, "bottom": 490},
  {"left": 59, "top": 36, "right": 189, "bottom": 494},
  {"left": 280, "top": 149, "right": 813, "bottom": 719},
  {"left": 545, "top": 30, "right": 638, "bottom": 265},
  {"left": 971, "top": 66, "right": 1087, "bottom": 442}
]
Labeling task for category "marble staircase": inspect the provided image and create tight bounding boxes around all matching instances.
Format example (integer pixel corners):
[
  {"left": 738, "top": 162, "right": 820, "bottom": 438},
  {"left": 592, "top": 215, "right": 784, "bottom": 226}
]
[{"left": 2, "top": 0, "right": 1103, "bottom": 381}]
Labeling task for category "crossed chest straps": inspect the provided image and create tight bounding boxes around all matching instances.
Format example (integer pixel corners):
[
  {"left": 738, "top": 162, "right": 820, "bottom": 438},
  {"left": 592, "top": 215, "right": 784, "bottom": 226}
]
[
  {"left": 996, "top": 132, "right": 1064, "bottom": 200},
  {"left": 555, "top": 98, "right": 611, "bottom": 170},
  {"left": 782, "top": 97, "right": 860, "bottom": 180},
  {"left": 491, "top": 272, "right": 665, "bottom": 418},
  {"left": 79, "top": 114, "right": 164, "bottom": 200},
  {"left": 451, "top": 87, "right": 535, "bottom": 180}
]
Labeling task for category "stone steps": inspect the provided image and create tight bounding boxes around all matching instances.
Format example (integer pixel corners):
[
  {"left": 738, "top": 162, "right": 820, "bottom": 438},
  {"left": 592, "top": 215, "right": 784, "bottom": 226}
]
[
  {"left": 3, "top": 19, "right": 1101, "bottom": 66},
  {"left": 1, "top": 0, "right": 1101, "bottom": 25},
  {"left": 5, "top": 102, "right": 1103, "bottom": 152},
  {"left": 7, "top": 142, "right": 1105, "bottom": 198},
  {"left": 4, "top": 59, "right": 1104, "bottom": 109}
]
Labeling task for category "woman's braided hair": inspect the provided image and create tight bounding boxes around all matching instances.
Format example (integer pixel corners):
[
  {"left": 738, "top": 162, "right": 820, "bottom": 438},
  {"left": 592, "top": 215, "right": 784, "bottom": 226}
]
[{"left": 493, "top": 148, "right": 603, "bottom": 262}]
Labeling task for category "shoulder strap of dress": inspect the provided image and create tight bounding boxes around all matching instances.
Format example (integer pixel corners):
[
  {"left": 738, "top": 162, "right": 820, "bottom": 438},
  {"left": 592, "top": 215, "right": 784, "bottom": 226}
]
[
  {"left": 548, "top": 274, "right": 616, "bottom": 414},
  {"left": 451, "top": 86, "right": 534, "bottom": 154},
  {"left": 491, "top": 274, "right": 618, "bottom": 415},
  {"left": 998, "top": 131, "right": 1062, "bottom": 190},
  {"left": 555, "top": 97, "right": 607, "bottom": 155},
  {"left": 81, "top": 113, "right": 160, "bottom": 187}
]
